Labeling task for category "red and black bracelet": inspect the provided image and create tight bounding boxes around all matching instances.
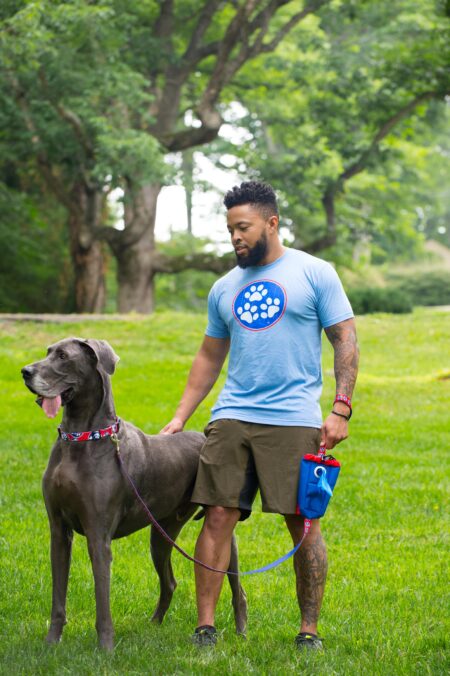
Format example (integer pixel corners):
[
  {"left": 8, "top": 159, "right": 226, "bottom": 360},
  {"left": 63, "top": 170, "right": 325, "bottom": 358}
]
[
  {"left": 331, "top": 410, "right": 351, "bottom": 421},
  {"left": 333, "top": 393, "right": 352, "bottom": 419}
]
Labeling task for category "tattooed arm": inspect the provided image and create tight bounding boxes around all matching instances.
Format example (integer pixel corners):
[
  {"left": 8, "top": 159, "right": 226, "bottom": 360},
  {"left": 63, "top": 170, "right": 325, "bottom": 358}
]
[{"left": 322, "top": 318, "right": 359, "bottom": 449}]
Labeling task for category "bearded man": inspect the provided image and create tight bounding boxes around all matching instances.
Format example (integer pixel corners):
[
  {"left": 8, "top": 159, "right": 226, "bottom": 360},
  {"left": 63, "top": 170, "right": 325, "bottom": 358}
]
[{"left": 162, "top": 180, "right": 359, "bottom": 650}]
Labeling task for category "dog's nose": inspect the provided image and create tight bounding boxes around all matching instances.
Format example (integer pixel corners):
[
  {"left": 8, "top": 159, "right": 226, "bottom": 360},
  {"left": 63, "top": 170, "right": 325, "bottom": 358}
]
[{"left": 21, "top": 366, "right": 34, "bottom": 379}]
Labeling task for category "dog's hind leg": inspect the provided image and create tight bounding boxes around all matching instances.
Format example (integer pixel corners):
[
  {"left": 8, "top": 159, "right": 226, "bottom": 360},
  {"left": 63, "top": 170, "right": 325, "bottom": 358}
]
[
  {"left": 149, "top": 509, "right": 196, "bottom": 624},
  {"left": 227, "top": 534, "right": 248, "bottom": 636},
  {"left": 45, "top": 513, "right": 73, "bottom": 644}
]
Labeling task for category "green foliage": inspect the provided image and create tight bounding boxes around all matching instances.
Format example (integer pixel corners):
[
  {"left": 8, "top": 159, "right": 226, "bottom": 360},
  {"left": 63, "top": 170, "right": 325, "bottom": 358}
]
[
  {"left": 155, "top": 233, "right": 219, "bottom": 312},
  {"left": 0, "top": 0, "right": 168, "bottom": 190},
  {"left": 0, "top": 184, "right": 74, "bottom": 312},
  {"left": 388, "top": 269, "right": 450, "bottom": 306},
  {"left": 347, "top": 286, "right": 413, "bottom": 314},
  {"left": 210, "top": 0, "right": 450, "bottom": 260},
  {"left": 155, "top": 270, "right": 216, "bottom": 312},
  {"left": 0, "top": 309, "right": 449, "bottom": 673},
  {"left": 1, "top": 0, "right": 449, "bottom": 313}
]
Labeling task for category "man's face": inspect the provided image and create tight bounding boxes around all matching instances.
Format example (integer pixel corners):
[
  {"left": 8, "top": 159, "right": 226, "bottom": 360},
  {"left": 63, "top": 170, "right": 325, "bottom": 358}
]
[{"left": 227, "top": 204, "right": 273, "bottom": 268}]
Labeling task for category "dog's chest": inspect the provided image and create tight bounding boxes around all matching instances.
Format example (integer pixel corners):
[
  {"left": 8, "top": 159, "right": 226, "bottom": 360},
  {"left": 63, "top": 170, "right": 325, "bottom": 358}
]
[{"left": 49, "top": 453, "right": 117, "bottom": 511}]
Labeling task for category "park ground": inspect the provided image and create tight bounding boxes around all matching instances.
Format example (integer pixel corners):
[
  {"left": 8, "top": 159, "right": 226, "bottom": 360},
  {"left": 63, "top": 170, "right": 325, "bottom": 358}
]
[{"left": 0, "top": 308, "right": 448, "bottom": 675}]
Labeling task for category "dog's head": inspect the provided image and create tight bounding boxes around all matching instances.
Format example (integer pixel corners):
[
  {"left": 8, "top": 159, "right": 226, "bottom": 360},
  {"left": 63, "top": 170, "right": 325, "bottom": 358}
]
[{"left": 21, "top": 338, "right": 119, "bottom": 418}]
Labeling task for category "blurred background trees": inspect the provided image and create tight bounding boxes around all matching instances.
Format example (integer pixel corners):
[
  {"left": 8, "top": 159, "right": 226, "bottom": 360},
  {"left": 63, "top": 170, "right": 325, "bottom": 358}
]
[{"left": 1, "top": 0, "right": 449, "bottom": 314}]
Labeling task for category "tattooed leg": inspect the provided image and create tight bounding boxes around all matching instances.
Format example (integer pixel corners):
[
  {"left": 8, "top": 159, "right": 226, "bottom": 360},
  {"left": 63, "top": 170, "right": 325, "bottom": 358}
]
[{"left": 285, "top": 515, "right": 328, "bottom": 633}]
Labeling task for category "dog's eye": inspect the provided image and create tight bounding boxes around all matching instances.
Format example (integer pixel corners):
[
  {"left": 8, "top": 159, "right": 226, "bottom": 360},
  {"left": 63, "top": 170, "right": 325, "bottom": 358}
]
[{"left": 58, "top": 351, "right": 67, "bottom": 360}]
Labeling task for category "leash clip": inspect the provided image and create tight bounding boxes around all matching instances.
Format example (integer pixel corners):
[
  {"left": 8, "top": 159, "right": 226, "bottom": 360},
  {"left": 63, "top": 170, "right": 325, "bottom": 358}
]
[{"left": 111, "top": 433, "right": 120, "bottom": 454}]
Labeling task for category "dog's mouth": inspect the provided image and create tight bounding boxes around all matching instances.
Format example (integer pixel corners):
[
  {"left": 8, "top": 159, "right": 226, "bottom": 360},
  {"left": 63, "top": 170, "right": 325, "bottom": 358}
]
[{"left": 36, "top": 388, "right": 74, "bottom": 418}]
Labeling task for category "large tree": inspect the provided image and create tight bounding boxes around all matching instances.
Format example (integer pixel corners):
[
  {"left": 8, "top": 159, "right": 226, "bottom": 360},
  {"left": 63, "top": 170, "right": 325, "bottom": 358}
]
[
  {"left": 1, "top": 0, "right": 329, "bottom": 312},
  {"left": 205, "top": 0, "right": 449, "bottom": 257}
]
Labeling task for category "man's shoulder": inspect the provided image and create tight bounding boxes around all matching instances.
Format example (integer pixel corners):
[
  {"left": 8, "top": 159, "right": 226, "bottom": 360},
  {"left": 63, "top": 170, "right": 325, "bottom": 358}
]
[
  {"left": 284, "top": 248, "right": 336, "bottom": 285},
  {"left": 210, "top": 264, "right": 241, "bottom": 293},
  {"left": 285, "top": 247, "right": 332, "bottom": 271}
]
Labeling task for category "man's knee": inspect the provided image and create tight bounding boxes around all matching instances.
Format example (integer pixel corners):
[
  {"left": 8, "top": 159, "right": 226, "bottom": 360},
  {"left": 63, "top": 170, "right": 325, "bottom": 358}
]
[{"left": 204, "top": 506, "right": 240, "bottom": 536}]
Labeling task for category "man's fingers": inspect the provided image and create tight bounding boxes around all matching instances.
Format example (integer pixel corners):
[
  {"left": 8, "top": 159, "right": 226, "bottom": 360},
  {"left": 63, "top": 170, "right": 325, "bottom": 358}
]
[
  {"left": 320, "top": 425, "right": 326, "bottom": 448},
  {"left": 160, "top": 423, "right": 175, "bottom": 434},
  {"left": 321, "top": 416, "right": 348, "bottom": 450},
  {"left": 160, "top": 419, "right": 184, "bottom": 435}
]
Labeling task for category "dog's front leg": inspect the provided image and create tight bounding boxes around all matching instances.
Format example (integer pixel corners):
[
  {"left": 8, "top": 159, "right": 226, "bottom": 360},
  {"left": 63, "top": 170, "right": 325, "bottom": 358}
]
[
  {"left": 86, "top": 529, "right": 114, "bottom": 650},
  {"left": 46, "top": 515, "right": 73, "bottom": 644}
]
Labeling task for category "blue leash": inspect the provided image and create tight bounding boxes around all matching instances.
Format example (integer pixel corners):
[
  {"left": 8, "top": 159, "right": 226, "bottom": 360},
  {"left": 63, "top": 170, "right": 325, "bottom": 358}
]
[{"left": 239, "top": 535, "right": 306, "bottom": 575}]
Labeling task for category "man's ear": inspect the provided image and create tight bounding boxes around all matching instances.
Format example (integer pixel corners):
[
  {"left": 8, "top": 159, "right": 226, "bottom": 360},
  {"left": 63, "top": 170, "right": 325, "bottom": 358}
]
[
  {"left": 80, "top": 339, "right": 120, "bottom": 375},
  {"left": 268, "top": 214, "right": 279, "bottom": 232}
]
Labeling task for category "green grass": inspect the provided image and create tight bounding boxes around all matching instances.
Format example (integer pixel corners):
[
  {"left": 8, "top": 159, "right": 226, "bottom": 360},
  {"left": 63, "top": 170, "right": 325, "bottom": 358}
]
[{"left": 0, "top": 308, "right": 449, "bottom": 675}]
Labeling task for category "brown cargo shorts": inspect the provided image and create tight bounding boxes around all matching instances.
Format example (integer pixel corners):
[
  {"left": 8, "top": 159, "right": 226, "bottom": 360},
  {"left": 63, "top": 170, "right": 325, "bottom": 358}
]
[{"left": 191, "top": 418, "right": 322, "bottom": 520}]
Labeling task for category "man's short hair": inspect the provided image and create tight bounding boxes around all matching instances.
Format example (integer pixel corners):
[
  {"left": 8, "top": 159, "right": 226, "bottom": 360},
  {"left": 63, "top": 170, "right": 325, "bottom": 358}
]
[{"left": 224, "top": 181, "right": 279, "bottom": 219}]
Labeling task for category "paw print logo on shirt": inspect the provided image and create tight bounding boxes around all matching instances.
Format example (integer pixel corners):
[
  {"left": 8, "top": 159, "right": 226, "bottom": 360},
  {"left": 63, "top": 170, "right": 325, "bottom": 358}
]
[{"left": 232, "top": 280, "right": 287, "bottom": 331}]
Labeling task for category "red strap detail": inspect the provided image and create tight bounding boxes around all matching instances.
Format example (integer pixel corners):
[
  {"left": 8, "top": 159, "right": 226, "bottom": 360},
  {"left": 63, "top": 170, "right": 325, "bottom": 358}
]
[
  {"left": 334, "top": 393, "right": 352, "bottom": 410},
  {"left": 303, "top": 453, "right": 340, "bottom": 467},
  {"left": 58, "top": 417, "right": 120, "bottom": 442}
]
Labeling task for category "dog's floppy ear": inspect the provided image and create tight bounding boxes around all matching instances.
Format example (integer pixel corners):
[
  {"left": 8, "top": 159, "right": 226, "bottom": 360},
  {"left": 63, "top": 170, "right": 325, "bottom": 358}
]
[{"left": 82, "top": 339, "right": 120, "bottom": 375}]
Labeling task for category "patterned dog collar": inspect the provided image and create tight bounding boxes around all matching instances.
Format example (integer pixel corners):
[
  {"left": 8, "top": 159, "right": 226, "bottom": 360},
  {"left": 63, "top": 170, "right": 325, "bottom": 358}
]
[{"left": 58, "top": 417, "right": 120, "bottom": 442}]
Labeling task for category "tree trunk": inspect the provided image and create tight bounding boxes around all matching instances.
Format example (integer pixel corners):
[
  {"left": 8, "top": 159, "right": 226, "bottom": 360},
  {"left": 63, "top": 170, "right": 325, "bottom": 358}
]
[
  {"left": 68, "top": 183, "right": 106, "bottom": 313},
  {"left": 181, "top": 148, "right": 194, "bottom": 235},
  {"left": 116, "top": 231, "right": 156, "bottom": 313},
  {"left": 113, "top": 183, "right": 161, "bottom": 313}
]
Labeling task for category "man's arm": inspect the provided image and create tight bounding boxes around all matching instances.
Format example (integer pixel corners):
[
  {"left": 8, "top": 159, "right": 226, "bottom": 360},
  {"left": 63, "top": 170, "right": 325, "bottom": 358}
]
[
  {"left": 160, "top": 335, "right": 230, "bottom": 434},
  {"left": 322, "top": 317, "right": 359, "bottom": 449}
]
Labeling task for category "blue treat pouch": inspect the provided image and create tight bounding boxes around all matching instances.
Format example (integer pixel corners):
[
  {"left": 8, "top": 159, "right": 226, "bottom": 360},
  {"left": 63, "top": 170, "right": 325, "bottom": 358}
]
[{"left": 296, "top": 453, "right": 341, "bottom": 519}]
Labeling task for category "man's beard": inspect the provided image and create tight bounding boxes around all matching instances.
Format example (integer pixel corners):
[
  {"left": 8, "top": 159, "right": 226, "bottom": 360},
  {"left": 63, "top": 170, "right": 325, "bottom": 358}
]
[{"left": 235, "top": 232, "right": 268, "bottom": 268}]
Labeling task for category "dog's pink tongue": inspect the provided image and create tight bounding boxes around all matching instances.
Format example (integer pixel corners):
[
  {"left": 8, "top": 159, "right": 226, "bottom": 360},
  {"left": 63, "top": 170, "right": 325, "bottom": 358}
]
[{"left": 42, "top": 395, "right": 62, "bottom": 418}]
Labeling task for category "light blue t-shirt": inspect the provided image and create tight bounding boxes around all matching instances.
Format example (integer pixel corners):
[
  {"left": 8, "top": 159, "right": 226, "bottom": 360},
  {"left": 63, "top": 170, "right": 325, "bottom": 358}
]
[{"left": 206, "top": 248, "right": 354, "bottom": 428}]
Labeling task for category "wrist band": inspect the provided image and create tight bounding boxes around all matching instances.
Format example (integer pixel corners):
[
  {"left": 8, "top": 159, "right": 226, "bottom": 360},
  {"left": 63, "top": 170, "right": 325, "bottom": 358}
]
[
  {"left": 334, "top": 393, "right": 352, "bottom": 411},
  {"left": 331, "top": 410, "right": 351, "bottom": 421}
]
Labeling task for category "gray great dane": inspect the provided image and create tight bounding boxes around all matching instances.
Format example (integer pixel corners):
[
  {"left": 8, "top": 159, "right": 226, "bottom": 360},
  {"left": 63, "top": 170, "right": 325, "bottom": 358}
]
[{"left": 21, "top": 338, "right": 247, "bottom": 650}]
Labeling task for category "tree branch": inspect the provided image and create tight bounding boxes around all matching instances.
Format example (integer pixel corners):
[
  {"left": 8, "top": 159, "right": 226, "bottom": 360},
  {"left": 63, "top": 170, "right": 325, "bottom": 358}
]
[
  {"left": 155, "top": 1, "right": 330, "bottom": 152},
  {"left": 159, "top": 119, "right": 222, "bottom": 151},
  {"left": 200, "top": 0, "right": 330, "bottom": 113},
  {"left": 153, "top": 251, "right": 235, "bottom": 275},
  {"left": 341, "top": 91, "right": 439, "bottom": 182},
  {"left": 154, "top": 0, "right": 175, "bottom": 39},
  {"left": 182, "top": 0, "right": 223, "bottom": 64},
  {"left": 306, "top": 90, "right": 445, "bottom": 253},
  {"left": 258, "top": 0, "right": 329, "bottom": 54},
  {"left": 247, "top": 0, "right": 292, "bottom": 55}
]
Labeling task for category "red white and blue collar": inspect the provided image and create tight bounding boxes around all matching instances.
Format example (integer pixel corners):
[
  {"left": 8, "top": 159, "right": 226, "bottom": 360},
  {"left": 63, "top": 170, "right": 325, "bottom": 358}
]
[{"left": 58, "top": 417, "right": 120, "bottom": 442}]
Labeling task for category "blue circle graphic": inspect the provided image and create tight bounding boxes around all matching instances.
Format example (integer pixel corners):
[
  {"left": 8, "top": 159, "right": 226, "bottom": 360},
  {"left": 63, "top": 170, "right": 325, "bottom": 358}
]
[{"left": 232, "top": 280, "right": 286, "bottom": 331}]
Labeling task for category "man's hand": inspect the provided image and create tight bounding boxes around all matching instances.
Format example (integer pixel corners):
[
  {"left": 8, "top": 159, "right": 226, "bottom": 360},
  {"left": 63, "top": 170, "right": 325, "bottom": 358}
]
[
  {"left": 320, "top": 412, "right": 348, "bottom": 450},
  {"left": 160, "top": 417, "right": 184, "bottom": 435}
]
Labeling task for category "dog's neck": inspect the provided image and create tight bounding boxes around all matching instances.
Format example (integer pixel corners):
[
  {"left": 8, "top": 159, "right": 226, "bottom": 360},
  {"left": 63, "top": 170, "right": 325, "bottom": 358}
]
[{"left": 61, "top": 370, "right": 117, "bottom": 432}]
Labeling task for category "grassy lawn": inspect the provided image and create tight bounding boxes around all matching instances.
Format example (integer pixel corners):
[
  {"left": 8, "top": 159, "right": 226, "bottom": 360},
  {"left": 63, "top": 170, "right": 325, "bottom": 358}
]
[{"left": 0, "top": 308, "right": 448, "bottom": 675}]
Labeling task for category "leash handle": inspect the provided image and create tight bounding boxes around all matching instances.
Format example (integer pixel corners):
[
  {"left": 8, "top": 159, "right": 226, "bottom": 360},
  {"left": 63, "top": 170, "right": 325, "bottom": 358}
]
[{"left": 111, "top": 434, "right": 306, "bottom": 576}]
